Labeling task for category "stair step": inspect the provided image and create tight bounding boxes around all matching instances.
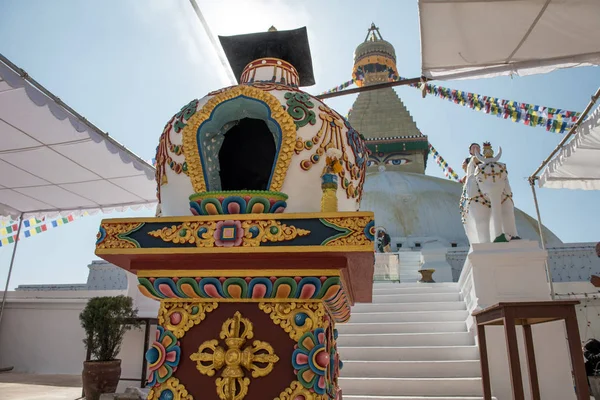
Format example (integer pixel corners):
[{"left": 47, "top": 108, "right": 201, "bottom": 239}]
[
  {"left": 340, "top": 377, "right": 483, "bottom": 397},
  {"left": 339, "top": 345, "right": 480, "bottom": 361},
  {"left": 349, "top": 310, "right": 467, "bottom": 323},
  {"left": 338, "top": 332, "right": 474, "bottom": 347},
  {"left": 372, "top": 286, "right": 460, "bottom": 295},
  {"left": 337, "top": 321, "right": 467, "bottom": 334},
  {"left": 373, "top": 282, "right": 458, "bottom": 288},
  {"left": 341, "top": 360, "right": 481, "bottom": 378},
  {"left": 352, "top": 301, "right": 466, "bottom": 313},
  {"left": 371, "top": 292, "right": 461, "bottom": 303}
]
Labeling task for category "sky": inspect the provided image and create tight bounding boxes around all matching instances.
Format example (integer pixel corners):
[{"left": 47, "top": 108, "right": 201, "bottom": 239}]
[{"left": 0, "top": 0, "right": 599, "bottom": 290}]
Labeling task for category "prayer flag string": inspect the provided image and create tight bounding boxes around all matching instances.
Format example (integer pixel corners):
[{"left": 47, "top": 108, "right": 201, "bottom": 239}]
[
  {"left": 428, "top": 143, "right": 460, "bottom": 182},
  {"left": 319, "top": 77, "right": 580, "bottom": 133},
  {"left": 0, "top": 214, "right": 84, "bottom": 247}
]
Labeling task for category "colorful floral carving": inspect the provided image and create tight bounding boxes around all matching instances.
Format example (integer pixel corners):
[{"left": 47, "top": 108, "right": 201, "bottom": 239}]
[
  {"left": 285, "top": 92, "right": 316, "bottom": 129},
  {"left": 293, "top": 328, "right": 329, "bottom": 395},
  {"left": 146, "top": 326, "right": 181, "bottom": 387},
  {"left": 363, "top": 220, "right": 376, "bottom": 242},
  {"left": 214, "top": 220, "right": 244, "bottom": 247},
  {"left": 189, "top": 190, "right": 288, "bottom": 215}
]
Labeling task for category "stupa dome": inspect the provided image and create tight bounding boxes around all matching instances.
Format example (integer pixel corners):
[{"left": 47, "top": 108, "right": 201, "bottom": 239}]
[
  {"left": 360, "top": 170, "right": 562, "bottom": 247},
  {"left": 154, "top": 28, "right": 368, "bottom": 217},
  {"left": 352, "top": 23, "right": 399, "bottom": 87}
]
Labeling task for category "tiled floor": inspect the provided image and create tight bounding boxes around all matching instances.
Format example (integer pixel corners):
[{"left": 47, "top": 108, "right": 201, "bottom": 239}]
[{"left": 0, "top": 372, "right": 82, "bottom": 400}]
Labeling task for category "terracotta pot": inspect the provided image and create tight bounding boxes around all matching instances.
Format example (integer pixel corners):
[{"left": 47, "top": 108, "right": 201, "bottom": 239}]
[{"left": 82, "top": 360, "right": 121, "bottom": 400}]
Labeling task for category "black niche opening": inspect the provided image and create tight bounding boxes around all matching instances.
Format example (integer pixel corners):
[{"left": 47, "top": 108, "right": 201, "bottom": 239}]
[{"left": 218, "top": 118, "right": 276, "bottom": 191}]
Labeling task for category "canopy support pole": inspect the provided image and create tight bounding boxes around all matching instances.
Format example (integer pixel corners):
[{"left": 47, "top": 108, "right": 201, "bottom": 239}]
[
  {"left": 0, "top": 213, "right": 23, "bottom": 372},
  {"left": 528, "top": 179, "right": 554, "bottom": 299},
  {"left": 0, "top": 213, "right": 24, "bottom": 331},
  {"left": 530, "top": 86, "right": 600, "bottom": 182}
]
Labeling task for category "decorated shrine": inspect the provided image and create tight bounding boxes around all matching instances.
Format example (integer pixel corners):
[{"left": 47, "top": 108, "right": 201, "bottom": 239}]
[{"left": 95, "top": 26, "right": 375, "bottom": 400}]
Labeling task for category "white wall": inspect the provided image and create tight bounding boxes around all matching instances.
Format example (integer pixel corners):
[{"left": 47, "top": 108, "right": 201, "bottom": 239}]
[{"left": 0, "top": 290, "right": 157, "bottom": 391}]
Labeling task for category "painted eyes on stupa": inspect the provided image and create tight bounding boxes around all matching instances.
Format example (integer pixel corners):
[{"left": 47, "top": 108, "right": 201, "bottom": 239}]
[
  {"left": 385, "top": 158, "right": 411, "bottom": 166},
  {"left": 367, "top": 159, "right": 377, "bottom": 167}
]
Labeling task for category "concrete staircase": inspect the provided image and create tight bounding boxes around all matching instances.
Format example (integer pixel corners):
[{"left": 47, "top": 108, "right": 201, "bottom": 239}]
[
  {"left": 338, "top": 282, "right": 491, "bottom": 400},
  {"left": 398, "top": 251, "right": 422, "bottom": 283}
]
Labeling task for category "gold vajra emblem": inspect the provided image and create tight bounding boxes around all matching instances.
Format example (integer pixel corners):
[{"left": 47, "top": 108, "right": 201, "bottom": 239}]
[{"left": 190, "top": 311, "right": 279, "bottom": 400}]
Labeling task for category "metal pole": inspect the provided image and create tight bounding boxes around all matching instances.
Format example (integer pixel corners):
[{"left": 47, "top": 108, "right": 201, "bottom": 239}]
[
  {"left": 529, "top": 179, "right": 554, "bottom": 299},
  {"left": 0, "top": 213, "right": 24, "bottom": 330},
  {"left": 316, "top": 76, "right": 428, "bottom": 100},
  {"left": 530, "top": 86, "right": 600, "bottom": 181},
  {"left": 0, "top": 213, "right": 24, "bottom": 372}
]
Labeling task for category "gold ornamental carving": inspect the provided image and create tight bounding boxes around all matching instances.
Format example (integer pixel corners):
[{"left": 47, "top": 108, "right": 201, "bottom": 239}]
[
  {"left": 258, "top": 302, "right": 327, "bottom": 341},
  {"left": 96, "top": 222, "right": 143, "bottom": 249},
  {"left": 240, "top": 220, "right": 310, "bottom": 246},
  {"left": 147, "top": 220, "right": 309, "bottom": 248},
  {"left": 182, "top": 85, "right": 296, "bottom": 193},
  {"left": 190, "top": 311, "right": 279, "bottom": 400},
  {"left": 276, "top": 381, "right": 326, "bottom": 400},
  {"left": 321, "top": 216, "right": 373, "bottom": 247},
  {"left": 158, "top": 301, "right": 218, "bottom": 339},
  {"left": 147, "top": 377, "right": 193, "bottom": 400}
]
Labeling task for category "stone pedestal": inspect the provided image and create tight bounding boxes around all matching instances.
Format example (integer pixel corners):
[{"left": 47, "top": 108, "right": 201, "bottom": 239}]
[
  {"left": 96, "top": 212, "right": 375, "bottom": 400},
  {"left": 463, "top": 240, "right": 576, "bottom": 400},
  {"left": 374, "top": 253, "right": 399, "bottom": 281}
]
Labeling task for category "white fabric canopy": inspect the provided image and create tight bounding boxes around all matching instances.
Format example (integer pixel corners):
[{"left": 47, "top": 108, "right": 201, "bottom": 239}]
[
  {"left": 539, "top": 103, "right": 600, "bottom": 190},
  {"left": 0, "top": 55, "right": 157, "bottom": 219},
  {"left": 419, "top": 0, "right": 600, "bottom": 80}
]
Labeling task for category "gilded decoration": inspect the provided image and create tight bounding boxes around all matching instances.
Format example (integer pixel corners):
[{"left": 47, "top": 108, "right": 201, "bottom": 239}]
[
  {"left": 158, "top": 301, "right": 218, "bottom": 339},
  {"left": 181, "top": 85, "right": 296, "bottom": 193},
  {"left": 147, "top": 220, "right": 310, "bottom": 248},
  {"left": 294, "top": 104, "right": 367, "bottom": 200},
  {"left": 95, "top": 222, "right": 143, "bottom": 249},
  {"left": 154, "top": 99, "right": 199, "bottom": 201},
  {"left": 258, "top": 302, "right": 327, "bottom": 341},
  {"left": 320, "top": 216, "right": 373, "bottom": 246},
  {"left": 147, "top": 377, "right": 193, "bottom": 400},
  {"left": 190, "top": 311, "right": 279, "bottom": 400},
  {"left": 276, "top": 381, "right": 326, "bottom": 400}
]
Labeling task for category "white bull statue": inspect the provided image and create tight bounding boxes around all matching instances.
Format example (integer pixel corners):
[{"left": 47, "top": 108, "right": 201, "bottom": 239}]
[{"left": 460, "top": 144, "right": 520, "bottom": 244}]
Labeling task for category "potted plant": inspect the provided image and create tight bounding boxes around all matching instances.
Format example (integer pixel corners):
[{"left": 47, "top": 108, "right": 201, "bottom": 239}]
[{"left": 79, "top": 295, "right": 139, "bottom": 400}]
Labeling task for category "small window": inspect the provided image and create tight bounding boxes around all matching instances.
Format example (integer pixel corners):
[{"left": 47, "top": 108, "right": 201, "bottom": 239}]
[
  {"left": 451, "top": 243, "right": 458, "bottom": 248},
  {"left": 415, "top": 242, "right": 421, "bottom": 248}
]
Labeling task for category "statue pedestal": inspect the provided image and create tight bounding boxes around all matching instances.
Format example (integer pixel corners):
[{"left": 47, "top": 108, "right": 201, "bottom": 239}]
[
  {"left": 374, "top": 253, "right": 399, "bottom": 281},
  {"left": 420, "top": 243, "right": 453, "bottom": 282},
  {"left": 463, "top": 241, "right": 576, "bottom": 400},
  {"left": 96, "top": 212, "right": 375, "bottom": 400}
]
